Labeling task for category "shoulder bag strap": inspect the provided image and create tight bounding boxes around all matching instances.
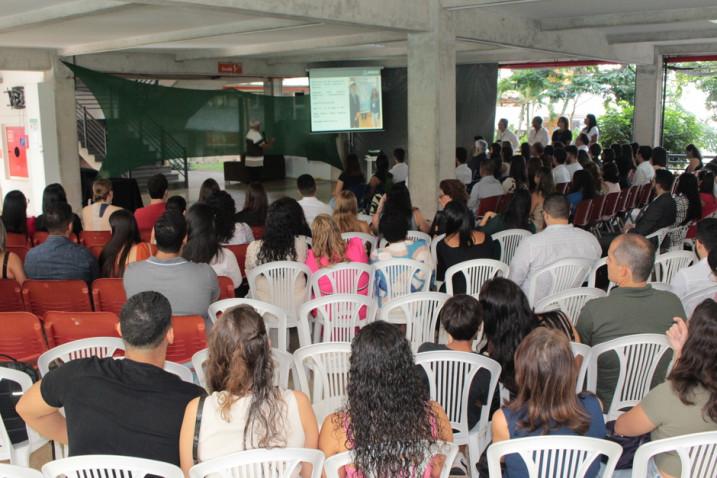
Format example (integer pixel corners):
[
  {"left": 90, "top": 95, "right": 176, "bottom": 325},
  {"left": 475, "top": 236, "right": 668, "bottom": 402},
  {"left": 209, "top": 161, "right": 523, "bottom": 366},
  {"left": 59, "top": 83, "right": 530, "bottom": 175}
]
[
  {"left": 2, "top": 252, "right": 9, "bottom": 280},
  {"left": 192, "top": 394, "right": 207, "bottom": 464}
]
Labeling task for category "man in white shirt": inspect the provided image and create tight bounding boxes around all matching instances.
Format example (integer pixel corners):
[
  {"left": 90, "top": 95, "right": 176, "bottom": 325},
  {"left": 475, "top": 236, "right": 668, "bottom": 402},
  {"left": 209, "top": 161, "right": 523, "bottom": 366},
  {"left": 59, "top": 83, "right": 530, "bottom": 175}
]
[
  {"left": 509, "top": 193, "right": 601, "bottom": 301},
  {"left": 496, "top": 118, "right": 519, "bottom": 151},
  {"left": 244, "top": 120, "right": 274, "bottom": 172},
  {"left": 527, "top": 116, "right": 550, "bottom": 146},
  {"left": 633, "top": 145, "right": 655, "bottom": 186},
  {"left": 455, "top": 147, "right": 472, "bottom": 186},
  {"left": 565, "top": 145, "right": 584, "bottom": 179},
  {"left": 389, "top": 147, "right": 408, "bottom": 184},
  {"left": 671, "top": 218, "right": 717, "bottom": 298},
  {"left": 552, "top": 148, "right": 571, "bottom": 185},
  {"left": 468, "top": 160, "right": 504, "bottom": 210},
  {"left": 296, "top": 174, "right": 332, "bottom": 226}
]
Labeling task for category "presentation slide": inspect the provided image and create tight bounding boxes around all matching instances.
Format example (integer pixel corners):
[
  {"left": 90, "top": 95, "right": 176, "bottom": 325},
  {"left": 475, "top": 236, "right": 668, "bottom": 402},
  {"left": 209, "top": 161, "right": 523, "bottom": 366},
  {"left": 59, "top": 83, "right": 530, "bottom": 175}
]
[{"left": 309, "top": 67, "right": 383, "bottom": 133}]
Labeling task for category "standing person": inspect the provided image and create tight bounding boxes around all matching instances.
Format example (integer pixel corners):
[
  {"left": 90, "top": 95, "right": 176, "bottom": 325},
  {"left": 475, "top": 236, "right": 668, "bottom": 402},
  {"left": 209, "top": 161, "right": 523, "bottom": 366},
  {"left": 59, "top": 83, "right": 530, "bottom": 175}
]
[
  {"left": 0, "top": 221, "right": 26, "bottom": 284},
  {"left": 333, "top": 191, "right": 371, "bottom": 234},
  {"left": 81, "top": 178, "right": 122, "bottom": 231},
  {"left": 134, "top": 174, "right": 168, "bottom": 237},
  {"left": 235, "top": 182, "right": 268, "bottom": 227},
  {"left": 197, "top": 178, "right": 220, "bottom": 204},
  {"left": 370, "top": 88, "right": 381, "bottom": 126},
  {"left": 389, "top": 147, "right": 408, "bottom": 184},
  {"left": 333, "top": 153, "right": 367, "bottom": 200},
  {"left": 685, "top": 144, "right": 703, "bottom": 173},
  {"left": 633, "top": 146, "right": 655, "bottom": 186},
  {"left": 455, "top": 147, "right": 473, "bottom": 186},
  {"left": 349, "top": 83, "right": 361, "bottom": 128},
  {"left": 296, "top": 174, "right": 332, "bottom": 226},
  {"left": 35, "top": 183, "right": 82, "bottom": 237},
  {"left": 496, "top": 119, "right": 519, "bottom": 151},
  {"left": 551, "top": 116, "right": 572, "bottom": 146},
  {"left": 244, "top": 120, "right": 274, "bottom": 181},
  {"left": 581, "top": 114, "right": 600, "bottom": 144},
  {"left": 1, "top": 190, "right": 35, "bottom": 238},
  {"left": 99, "top": 210, "right": 152, "bottom": 278},
  {"left": 527, "top": 116, "right": 549, "bottom": 146},
  {"left": 17, "top": 291, "right": 205, "bottom": 466}
]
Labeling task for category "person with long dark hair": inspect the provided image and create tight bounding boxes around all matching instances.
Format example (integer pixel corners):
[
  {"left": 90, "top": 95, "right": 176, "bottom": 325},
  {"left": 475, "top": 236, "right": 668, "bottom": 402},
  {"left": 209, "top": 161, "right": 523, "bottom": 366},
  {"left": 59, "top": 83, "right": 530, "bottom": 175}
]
[
  {"left": 492, "top": 328, "right": 606, "bottom": 478},
  {"left": 674, "top": 173, "right": 702, "bottom": 227},
  {"left": 567, "top": 169, "right": 597, "bottom": 210},
  {"left": 601, "top": 162, "right": 621, "bottom": 194},
  {"left": 179, "top": 305, "right": 318, "bottom": 476},
  {"left": 206, "top": 191, "right": 253, "bottom": 245},
  {"left": 502, "top": 156, "right": 528, "bottom": 194},
  {"left": 235, "top": 182, "right": 268, "bottom": 227},
  {"left": 371, "top": 183, "right": 430, "bottom": 234},
  {"left": 479, "top": 189, "right": 535, "bottom": 236},
  {"left": 530, "top": 166, "right": 555, "bottom": 232},
  {"left": 0, "top": 221, "right": 26, "bottom": 284},
  {"left": 616, "top": 300, "right": 717, "bottom": 478},
  {"left": 581, "top": 114, "right": 599, "bottom": 144},
  {"left": 197, "top": 178, "right": 220, "bottom": 204},
  {"left": 437, "top": 201, "right": 500, "bottom": 293},
  {"left": 685, "top": 144, "right": 703, "bottom": 174},
  {"left": 35, "top": 183, "right": 82, "bottom": 236},
  {"left": 334, "top": 153, "right": 367, "bottom": 201},
  {"left": 99, "top": 210, "right": 152, "bottom": 278},
  {"left": 364, "top": 152, "right": 391, "bottom": 213},
  {"left": 500, "top": 143, "right": 514, "bottom": 178},
  {"left": 319, "top": 321, "right": 453, "bottom": 477},
  {"left": 551, "top": 116, "right": 572, "bottom": 146},
  {"left": 1, "top": 190, "right": 34, "bottom": 237},
  {"left": 698, "top": 170, "right": 717, "bottom": 217},
  {"left": 182, "top": 203, "right": 241, "bottom": 289}
]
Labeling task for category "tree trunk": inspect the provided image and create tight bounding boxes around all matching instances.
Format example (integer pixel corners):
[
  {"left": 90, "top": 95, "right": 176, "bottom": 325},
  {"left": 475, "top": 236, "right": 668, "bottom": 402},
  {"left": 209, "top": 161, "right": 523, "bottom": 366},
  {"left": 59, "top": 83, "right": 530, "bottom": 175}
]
[{"left": 569, "top": 94, "right": 582, "bottom": 127}]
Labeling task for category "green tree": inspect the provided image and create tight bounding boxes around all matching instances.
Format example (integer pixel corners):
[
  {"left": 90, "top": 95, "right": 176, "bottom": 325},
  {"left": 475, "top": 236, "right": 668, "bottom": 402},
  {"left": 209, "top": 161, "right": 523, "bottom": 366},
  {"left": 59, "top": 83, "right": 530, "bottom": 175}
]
[
  {"left": 597, "top": 102, "right": 634, "bottom": 146},
  {"left": 498, "top": 69, "right": 552, "bottom": 135}
]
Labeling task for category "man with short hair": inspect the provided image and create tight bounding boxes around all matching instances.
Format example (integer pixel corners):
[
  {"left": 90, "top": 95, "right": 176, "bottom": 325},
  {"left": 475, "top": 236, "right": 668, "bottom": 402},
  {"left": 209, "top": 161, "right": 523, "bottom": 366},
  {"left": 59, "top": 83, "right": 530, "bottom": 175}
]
[
  {"left": 651, "top": 146, "right": 668, "bottom": 171},
  {"left": 296, "top": 174, "right": 332, "bottom": 225},
  {"left": 671, "top": 218, "right": 717, "bottom": 298},
  {"left": 552, "top": 148, "right": 571, "bottom": 185},
  {"left": 455, "top": 147, "right": 472, "bottom": 186},
  {"left": 627, "top": 169, "right": 677, "bottom": 237},
  {"left": 633, "top": 146, "right": 655, "bottom": 186},
  {"left": 527, "top": 116, "right": 550, "bottom": 146},
  {"left": 509, "top": 193, "right": 601, "bottom": 299},
  {"left": 134, "top": 173, "right": 168, "bottom": 235},
  {"left": 123, "top": 211, "right": 219, "bottom": 317},
  {"left": 389, "top": 147, "right": 408, "bottom": 184},
  {"left": 17, "top": 291, "right": 204, "bottom": 465},
  {"left": 24, "top": 202, "right": 98, "bottom": 282},
  {"left": 565, "top": 145, "right": 583, "bottom": 179},
  {"left": 496, "top": 118, "right": 519, "bottom": 151},
  {"left": 467, "top": 160, "right": 504, "bottom": 210},
  {"left": 577, "top": 234, "right": 685, "bottom": 409}
]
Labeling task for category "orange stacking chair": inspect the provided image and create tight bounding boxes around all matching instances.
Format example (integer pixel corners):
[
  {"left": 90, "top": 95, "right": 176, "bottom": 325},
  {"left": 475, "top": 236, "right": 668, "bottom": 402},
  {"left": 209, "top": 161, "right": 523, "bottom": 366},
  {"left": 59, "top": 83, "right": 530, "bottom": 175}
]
[
  {"left": 44, "top": 311, "right": 120, "bottom": 347},
  {"left": 167, "top": 315, "right": 206, "bottom": 364},
  {"left": 32, "top": 232, "right": 79, "bottom": 246},
  {"left": 21, "top": 280, "right": 92, "bottom": 318},
  {"left": 0, "top": 279, "right": 24, "bottom": 312},
  {"left": 91, "top": 278, "right": 127, "bottom": 315},
  {"left": 224, "top": 244, "right": 249, "bottom": 278},
  {"left": 80, "top": 231, "right": 113, "bottom": 259},
  {"left": 0, "top": 312, "right": 47, "bottom": 363},
  {"left": 217, "top": 276, "right": 235, "bottom": 300}
]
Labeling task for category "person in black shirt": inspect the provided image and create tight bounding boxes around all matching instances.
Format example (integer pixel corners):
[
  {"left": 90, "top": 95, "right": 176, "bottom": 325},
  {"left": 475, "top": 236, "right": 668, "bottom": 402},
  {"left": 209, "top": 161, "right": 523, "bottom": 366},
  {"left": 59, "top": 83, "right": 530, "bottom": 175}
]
[
  {"left": 17, "top": 291, "right": 204, "bottom": 465},
  {"left": 551, "top": 116, "right": 572, "bottom": 146}
]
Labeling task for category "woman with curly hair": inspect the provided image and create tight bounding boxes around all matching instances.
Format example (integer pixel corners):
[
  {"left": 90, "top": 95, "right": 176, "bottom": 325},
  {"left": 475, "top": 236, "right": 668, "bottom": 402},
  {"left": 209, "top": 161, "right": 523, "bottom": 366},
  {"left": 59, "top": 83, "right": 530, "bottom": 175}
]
[
  {"left": 333, "top": 190, "right": 371, "bottom": 234},
  {"left": 616, "top": 300, "right": 717, "bottom": 478},
  {"left": 179, "top": 305, "right": 318, "bottom": 476},
  {"left": 319, "top": 321, "right": 453, "bottom": 477}
]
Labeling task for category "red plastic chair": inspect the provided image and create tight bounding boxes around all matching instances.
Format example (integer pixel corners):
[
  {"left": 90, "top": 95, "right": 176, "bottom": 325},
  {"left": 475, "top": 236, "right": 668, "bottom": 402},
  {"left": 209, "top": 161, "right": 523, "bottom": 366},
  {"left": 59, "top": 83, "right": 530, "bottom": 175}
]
[
  {"left": 251, "top": 226, "right": 265, "bottom": 240},
  {"left": 476, "top": 195, "right": 501, "bottom": 217},
  {"left": 573, "top": 199, "right": 592, "bottom": 228},
  {"left": 587, "top": 195, "right": 605, "bottom": 227},
  {"left": 0, "top": 312, "right": 47, "bottom": 363},
  {"left": 6, "top": 233, "right": 30, "bottom": 248},
  {"left": 44, "top": 311, "right": 120, "bottom": 347},
  {"left": 32, "top": 232, "right": 79, "bottom": 246},
  {"left": 600, "top": 192, "right": 620, "bottom": 221},
  {"left": 217, "top": 276, "right": 235, "bottom": 300},
  {"left": 614, "top": 188, "right": 630, "bottom": 215},
  {"left": 91, "top": 278, "right": 127, "bottom": 315},
  {"left": 167, "top": 315, "right": 206, "bottom": 363},
  {"left": 224, "top": 244, "right": 249, "bottom": 277},
  {"left": 0, "top": 279, "right": 24, "bottom": 312},
  {"left": 139, "top": 229, "right": 152, "bottom": 243},
  {"left": 6, "top": 245, "right": 30, "bottom": 262},
  {"left": 625, "top": 186, "right": 639, "bottom": 211},
  {"left": 21, "top": 280, "right": 92, "bottom": 317},
  {"left": 80, "top": 231, "right": 112, "bottom": 259}
]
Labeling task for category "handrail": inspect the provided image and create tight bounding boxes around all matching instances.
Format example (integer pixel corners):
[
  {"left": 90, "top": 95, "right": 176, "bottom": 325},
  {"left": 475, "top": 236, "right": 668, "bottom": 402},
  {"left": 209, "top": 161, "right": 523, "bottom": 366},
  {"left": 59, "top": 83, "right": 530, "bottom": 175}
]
[
  {"left": 75, "top": 103, "right": 106, "bottom": 161},
  {"left": 126, "top": 114, "right": 188, "bottom": 187}
]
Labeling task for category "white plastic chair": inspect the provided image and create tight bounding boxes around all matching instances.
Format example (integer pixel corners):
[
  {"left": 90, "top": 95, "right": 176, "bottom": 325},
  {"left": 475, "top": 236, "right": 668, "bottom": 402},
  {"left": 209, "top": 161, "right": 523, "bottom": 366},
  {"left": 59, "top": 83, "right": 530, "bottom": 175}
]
[
  {"left": 379, "top": 292, "right": 450, "bottom": 353},
  {"left": 191, "top": 348, "right": 293, "bottom": 390},
  {"left": 667, "top": 224, "right": 690, "bottom": 252},
  {"left": 527, "top": 258, "right": 593, "bottom": 305},
  {"left": 648, "top": 281, "right": 673, "bottom": 292},
  {"left": 487, "top": 436, "right": 622, "bottom": 478},
  {"left": 189, "top": 448, "right": 325, "bottom": 478},
  {"left": 646, "top": 226, "right": 671, "bottom": 250},
  {"left": 682, "top": 283, "right": 717, "bottom": 317},
  {"left": 293, "top": 342, "right": 352, "bottom": 424},
  {"left": 534, "top": 287, "right": 606, "bottom": 326},
  {"left": 357, "top": 213, "right": 372, "bottom": 225},
  {"left": 378, "top": 230, "right": 432, "bottom": 249},
  {"left": 341, "top": 232, "right": 377, "bottom": 253},
  {"left": 444, "top": 259, "right": 509, "bottom": 297},
  {"left": 492, "top": 229, "right": 532, "bottom": 265},
  {"left": 163, "top": 361, "right": 194, "bottom": 383},
  {"left": 632, "top": 431, "right": 717, "bottom": 478},
  {"left": 653, "top": 251, "right": 696, "bottom": 284},
  {"left": 372, "top": 258, "right": 432, "bottom": 305},
  {"left": 416, "top": 351, "right": 501, "bottom": 477},
  {"left": 587, "top": 257, "right": 615, "bottom": 290},
  {"left": 309, "top": 263, "right": 372, "bottom": 298},
  {"left": 38, "top": 337, "right": 125, "bottom": 377},
  {"left": 0, "top": 464, "right": 42, "bottom": 478},
  {"left": 43, "top": 455, "right": 183, "bottom": 478},
  {"left": 430, "top": 234, "right": 446, "bottom": 271},
  {"left": 324, "top": 441, "right": 459, "bottom": 478},
  {"left": 570, "top": 342, "right": 592, "bottom": 394},
  {"left": 587, "top": 334, "right": 672, "bottom": 421},
  {"left": 207, "top": 298, "right": 291, "bottom": 351},
  {"left": 0, "top": 368, "right": 48, "bottom": 466},
  {"left": 299, "top": 294, "right": 374, "bottom": 344}
]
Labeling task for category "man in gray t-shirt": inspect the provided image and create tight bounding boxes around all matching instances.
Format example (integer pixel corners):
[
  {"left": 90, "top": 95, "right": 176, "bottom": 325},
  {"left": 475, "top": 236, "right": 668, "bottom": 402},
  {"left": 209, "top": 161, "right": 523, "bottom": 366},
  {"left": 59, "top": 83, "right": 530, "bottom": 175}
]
[{"left": 123, "top": 211, "right": 218, "bottom": 318}]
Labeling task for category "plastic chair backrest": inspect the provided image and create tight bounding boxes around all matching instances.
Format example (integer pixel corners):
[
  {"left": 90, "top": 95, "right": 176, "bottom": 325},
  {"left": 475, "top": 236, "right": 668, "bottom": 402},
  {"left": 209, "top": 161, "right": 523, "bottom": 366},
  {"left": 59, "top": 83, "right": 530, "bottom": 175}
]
[
  {"left": 645, "top": 226, "right": 670, "bottom": 250},
  {"left": 5, "top": 245, "right": 29, "bottom": 263},
  {"left": 476, "top": 195, "right": 501, "bottom": 217},
  {"left": 293, "top": 342, "right": 352, "bottom": 424},
  {"left": 192, "top": 348, "right": 293, "bottom": 390},
  {"left": 653, "top": 251, "right": 696, "bottom": 284},
  {"left": 163, "top": 361, "right": 194, "bottom": 383},
  {"left": 430, "top": 234, "right": 446, "bottom": 270},
  {"left": 43, "top": 311, "right": 120, "bottom": 347},
  {"left": 682, "top": 284, "right": 717, "bottom": 317},
  {"left": 340, "top": 232, "right": 377, "bottom": 254},
  {"left": 250, "top": 226, "right": 265, "bottom": 239},
  {"left": 379, "top": 292, "right": 450, "bottom": 353},
  {"left": 573, "top": 199, "right": 592, "bottom": 227},
  {"left": 587, "top": 257, "right": 615, "bottom": 290},
  {"left": 208, "top": 298, "right": 290, "bottom": 351},
  {"left": 223, "top": 244, "right": 248, "bottom": 277},
  {"left": 189, "top": 448, "right": 325, "bottom": 478},
  {"left": 167, "top": 315, "right": 206, "bottom": 364},
  {"left": 43, "top": 455, "right": 183, "bottom": 478},
  {"left": 587, "top": 334, "right": 671, "bottom": 421},
  {"left": 247, "top": 261, "right": 311, "bottom": 320},
  {"left": 0, "top": 368, "right": 47, "bottom": 466},
  {"left": 445, "top": 259, "right": 509, "bottom": 297},
  {"left": 632, "top": 431, "right": 717, "bottom": 478},
  {"left": 534, "top": 287, "right": 606, "bottom": 326},
  {"left": 21, "top": 280, "right": 92, "bottom": 317},
  {"left": 91, "top": 278, "right": 127, "bottom": 315},
  {"left": 0, "top": 312, "right": 47, "bottom": 363},
  {"left": 299, "top": 294, "right": 374, "bottom": 344},
  {"left": 0, "top": 280, "right": 24, "bottom": 312},
  {"left": 487, "top": 435, "right": 622, "bottom": 478},
  {"left": 667, "top": 224, "right": 690, "bottom": 252},
  {"left": 80, "top": 231, "right": 112, "bottom": 247},
  {"left": 527, "top": 258, "right": 593, "bottom": 305},
  {"left": 5, "top": 234, "right": 29, "bottom": 248},
  {"left": 372, "top": 258, "right": 432, "bottom": 302},
  {"left": 309, "top": 263, "right": 372, "bottom": 298},
  {"left": 0, "top": 464, "right": 42, "bottom": 478},
  {"left": 378, "top": 230, "right": 432, "bottom": 250},
  {"left": 570, "top": 342, "right": 592, "bottom": 393},
  {"left": 38, "top": 337, "right": 125, "bottom": 377},
  {"left": 491, "top": 229, "right": 532, "bottom": 265},
  {"left": 217, "top": 276, "right": 235, "bottom": 300}
]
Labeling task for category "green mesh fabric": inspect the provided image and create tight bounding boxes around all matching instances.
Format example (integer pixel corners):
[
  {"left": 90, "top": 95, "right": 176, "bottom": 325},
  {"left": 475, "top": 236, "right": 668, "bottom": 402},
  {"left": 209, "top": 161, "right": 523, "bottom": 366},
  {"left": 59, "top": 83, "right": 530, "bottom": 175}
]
[{"left": 67, "top": 63, "right": 341, "bottom": 176}]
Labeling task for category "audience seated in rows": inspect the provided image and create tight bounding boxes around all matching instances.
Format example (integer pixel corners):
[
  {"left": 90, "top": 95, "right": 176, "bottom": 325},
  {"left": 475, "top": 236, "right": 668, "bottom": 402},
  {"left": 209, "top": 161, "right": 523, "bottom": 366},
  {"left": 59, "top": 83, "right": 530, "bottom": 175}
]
[
  {"left": 601, "top": 162, "right": 621, "bottom": 194},
  {"left": 134, "top": 173, "right": 168, "bottom": 235},
  {"left": 529, "top": 166, "right": 555, "bottom": 231},
  {"left": 0, "top": 221, "right": 26, "bottom": 284},
  {"left": 467, "top": 160, "right": 503, "bottom": 211},
  {"left": 234, "top": 182, "right": 268, "bottom": 227},
  {"left": 577, "top": 233, "right": 685, "bottom": 409},
  {"left": 24, "top": 202, "right": 98, "bottom": 283},
  {"left": 509, "top": 194, "right": 601, "bottom": 299},
  {"left": 35, "top": 183, "right": 82, "bottom": 237},
  {"left": 297, "top": 174, "right": 332, "bottom": 226},
  {"left": 479, "top": 189, "right": 535, "bottom": 236},
  {"left": 124, "top": 211, "right": 219, "bottom": 317},
  {"left": 551, "top": 148, "right": 571, "bottom": 185},
  {"left": 205, "top": 190, "right": 253, "bottom": 245},
  {"left": 332, "top": 191, "right": 370, "bottom": 235},
  {"left": 671, "top": 218, "right": 717, "bottom": 298},
  {"left": 17, "top": 291, "right": 204, "bottom": 465},
  {"left": 565, "top": 145, "right": 583, "bottom": 180},
  {"left": 455, "top": 147, "right": 472, "bottom": 186},
  {"left": 633, "top": 146, "right": 655, "bottom": 186},
  {"left": 625, "top": 169, "right": 676, "bottom": 237},
  {"left": 81, "top": 179, "right": 121, "bottom": 231},
  {"left": 98, "top": 209, "right": 152, "bottom": 278},
  {"left": 2, "top": 189, "right": 35, "bottom": 238},
  {"left": 500, "top": 156, "right": 528, "bottom": 194},
  {"left": 372, "top": 183, "right": 430, "bottom": 234},
  {"left": 567, "top": 169, "right": 597, "bottom": 211}
]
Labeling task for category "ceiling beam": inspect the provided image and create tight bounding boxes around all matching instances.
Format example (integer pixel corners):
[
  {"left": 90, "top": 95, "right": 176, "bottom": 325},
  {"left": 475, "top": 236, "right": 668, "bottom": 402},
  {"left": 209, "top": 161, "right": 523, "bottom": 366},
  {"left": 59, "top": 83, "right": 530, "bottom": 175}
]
[
  {"left": 608, "top": 30, "right": 717, "bottom": 45},
  {"left": 127, "top": 0, "right": 431, "bottom": 31},
  {"left": 59, "top": 18, "right": 317, "bottom": 56},
  {"left": 659, "top": 42, "right": 717, "bottom": 56},
  {"left": 541, "top": 6, "right": 717, "bottom": 31},
  {"left": 176, "top": 31, "right": 406, "bottom": 61},
  {"left": 0, "top": 0, "right": 127, "bottom": 33}
]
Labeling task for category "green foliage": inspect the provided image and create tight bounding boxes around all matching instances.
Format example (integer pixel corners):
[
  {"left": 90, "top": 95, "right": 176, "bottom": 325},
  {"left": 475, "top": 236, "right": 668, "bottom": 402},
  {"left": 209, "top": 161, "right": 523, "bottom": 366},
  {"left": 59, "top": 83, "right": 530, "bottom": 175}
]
[{"left": 597, "top": 102, "right": 634, "bottom": 146}]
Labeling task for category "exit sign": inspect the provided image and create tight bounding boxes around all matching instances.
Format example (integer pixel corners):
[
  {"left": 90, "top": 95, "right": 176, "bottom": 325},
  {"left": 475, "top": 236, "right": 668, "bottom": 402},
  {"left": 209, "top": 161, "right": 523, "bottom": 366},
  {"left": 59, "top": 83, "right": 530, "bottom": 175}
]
[{"left": 218, "top": 62, "right": 242, "bottom": 74}]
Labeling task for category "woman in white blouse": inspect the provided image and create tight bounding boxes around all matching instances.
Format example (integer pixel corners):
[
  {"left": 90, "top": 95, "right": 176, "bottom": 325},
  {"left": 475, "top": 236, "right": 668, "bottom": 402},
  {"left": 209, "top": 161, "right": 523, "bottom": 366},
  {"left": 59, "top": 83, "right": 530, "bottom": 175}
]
[{"left": 581, "top": 114, "right": 600, "bottom": 145}]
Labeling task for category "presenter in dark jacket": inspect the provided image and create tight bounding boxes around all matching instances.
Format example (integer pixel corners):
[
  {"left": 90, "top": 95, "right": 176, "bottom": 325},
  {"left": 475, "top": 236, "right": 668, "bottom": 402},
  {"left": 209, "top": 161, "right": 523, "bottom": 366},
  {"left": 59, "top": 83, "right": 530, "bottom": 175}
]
[{"left": 349, "top": 82, "right": 360, "bottom": 128}]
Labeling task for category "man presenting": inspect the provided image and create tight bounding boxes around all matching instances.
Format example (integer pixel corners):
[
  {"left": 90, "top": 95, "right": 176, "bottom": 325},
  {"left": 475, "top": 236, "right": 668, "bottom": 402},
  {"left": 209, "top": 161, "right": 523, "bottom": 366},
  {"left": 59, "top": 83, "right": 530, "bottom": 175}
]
[{"left": 245, "top": 120, "right": 274, "bottom": 181}]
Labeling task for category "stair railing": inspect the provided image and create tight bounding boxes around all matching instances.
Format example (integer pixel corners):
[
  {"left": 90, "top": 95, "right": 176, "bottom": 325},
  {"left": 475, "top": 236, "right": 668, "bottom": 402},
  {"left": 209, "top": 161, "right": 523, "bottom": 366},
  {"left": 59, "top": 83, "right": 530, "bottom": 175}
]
[{"left": 76, "top": 104, "right": 107, "bottom": 162}]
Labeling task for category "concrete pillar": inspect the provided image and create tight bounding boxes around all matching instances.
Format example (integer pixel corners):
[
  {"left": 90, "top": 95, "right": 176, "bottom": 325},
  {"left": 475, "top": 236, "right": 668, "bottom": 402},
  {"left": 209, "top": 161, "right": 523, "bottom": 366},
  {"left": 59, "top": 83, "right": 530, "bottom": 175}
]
[
  {"left": 407, "top": 8, "right": 456, "bottom": 217},
  {"left": 263, "top": 77, "right": 283, "bottom": 96},
  {"left": 633, "top": 55, "right": 664, "bottom": 147}
]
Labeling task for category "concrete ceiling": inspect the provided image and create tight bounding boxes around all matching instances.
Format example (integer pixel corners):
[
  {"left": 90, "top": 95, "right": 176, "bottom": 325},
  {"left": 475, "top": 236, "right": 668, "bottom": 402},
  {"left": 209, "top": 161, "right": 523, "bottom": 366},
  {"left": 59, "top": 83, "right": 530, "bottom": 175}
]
[{"left": 0, "top": 0, "right": 716, "bottom": 74}]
